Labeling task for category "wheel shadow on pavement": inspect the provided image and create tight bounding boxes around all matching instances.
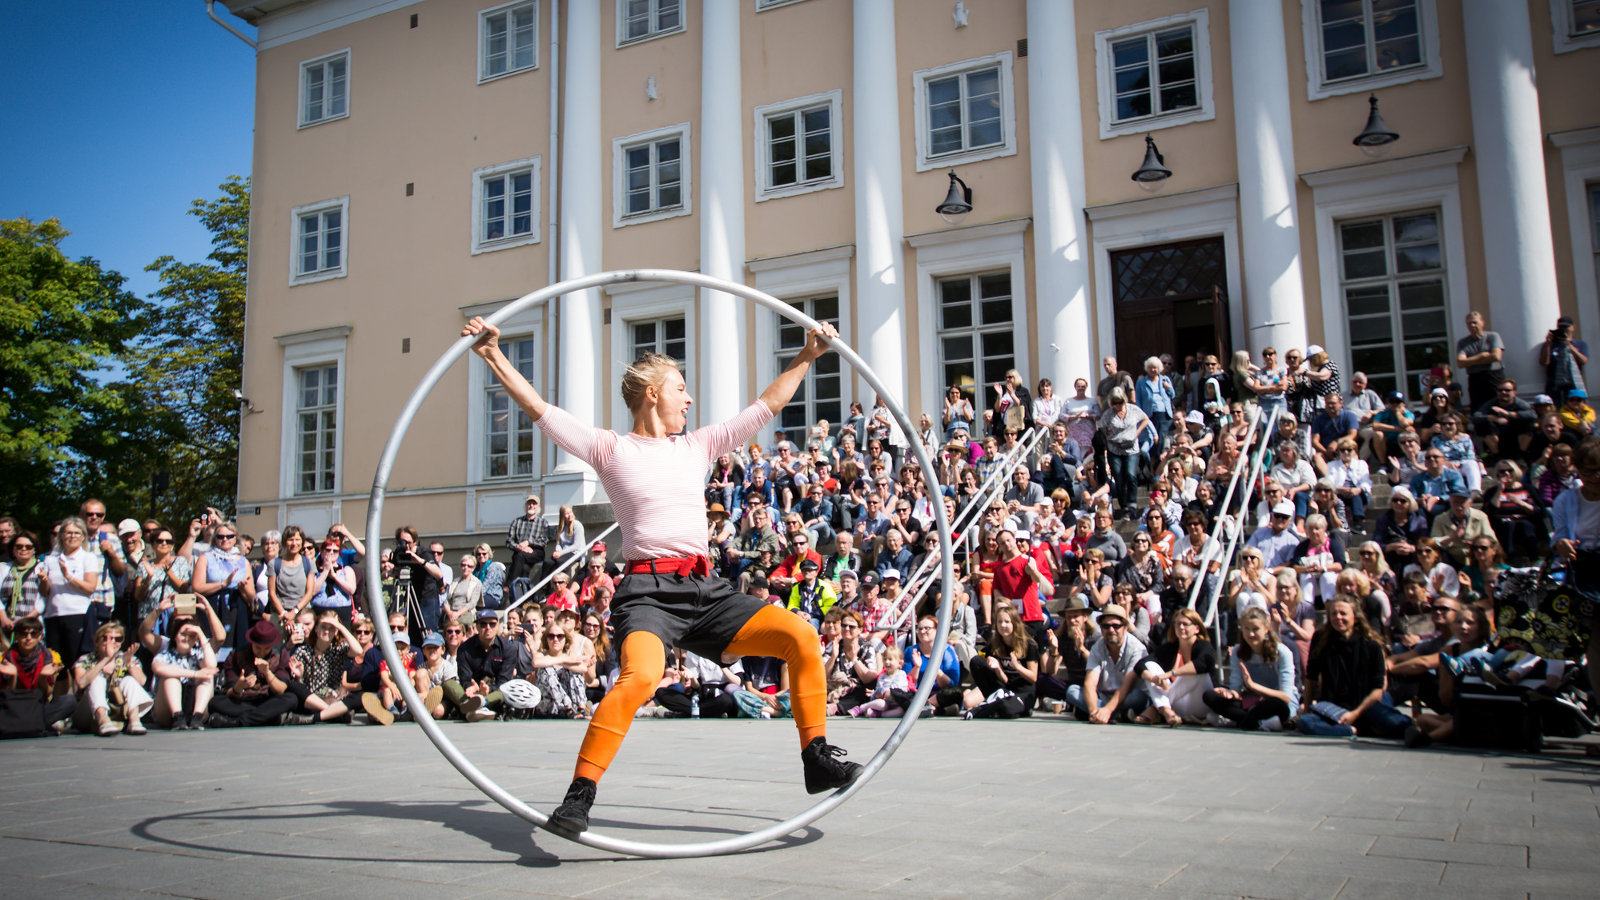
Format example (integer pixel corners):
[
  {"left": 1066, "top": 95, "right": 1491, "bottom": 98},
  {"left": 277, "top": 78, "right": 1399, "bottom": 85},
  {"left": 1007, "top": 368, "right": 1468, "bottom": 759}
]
[{"left": 131, "top": 799, "right": 819, "bottom": 866}]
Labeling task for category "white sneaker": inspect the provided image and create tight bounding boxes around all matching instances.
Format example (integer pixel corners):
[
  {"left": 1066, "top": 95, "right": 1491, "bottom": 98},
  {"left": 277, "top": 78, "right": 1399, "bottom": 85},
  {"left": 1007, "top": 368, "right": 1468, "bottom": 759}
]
[
  {"left": 1258, "top": 715, "right": 1284, "bottom": 732},
  {"left": 467, "top": 706, "right": 497, "bottom": 722}
]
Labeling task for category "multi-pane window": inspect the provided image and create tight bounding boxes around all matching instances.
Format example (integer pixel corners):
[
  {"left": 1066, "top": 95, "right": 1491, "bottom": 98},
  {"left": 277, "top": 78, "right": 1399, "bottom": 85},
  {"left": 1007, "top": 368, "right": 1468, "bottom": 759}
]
[
  {"left": 631, "top": 317, "right": 687, "bottom": 365},
  {"left": 482, "top": 167, "right": 534, "bottom": 245},
  {"left": 776, "top": 296, "right": 842, "bottom": 435},
  {"left": 481, "top": 1, "right": 537, "bottom": 80},
  {"left": 925, "top": 65, "right": 1002, "bottom": 158},
  {"left": 938, "top": 273, "right": 1016, "bottom": 407},
  {"left": 300, "top": 52, "right": 348, "bottom": 126},
  {"left": 296, "top": 364, "right": 338, "bottom": 494},
  {"left": 766, "top": 103, "right": 832, "bottom": 190},
  {"left": 1572, "top": 0, "right": 1600, "bottom": 35},
  {"left": 1109, "top": 25, "right": 1198, "bottom": 123},
  {"left": 485, "top": 336, "right": 537, "bottom": 479},
  {"left": 295, "top": 202, "right": 344, "bottom": 280},
  {"left": 1340, "top": 210, "right": 1449, "bottom": 398},
  {"left": 1317, "top": 0, "right": 1423, "bottom": 84},
  {"left": 622, "top": 134, "right": 683, "bottom": 218},
  {"left": 619, "top": 0, "right": 682, "bottom": 44}
]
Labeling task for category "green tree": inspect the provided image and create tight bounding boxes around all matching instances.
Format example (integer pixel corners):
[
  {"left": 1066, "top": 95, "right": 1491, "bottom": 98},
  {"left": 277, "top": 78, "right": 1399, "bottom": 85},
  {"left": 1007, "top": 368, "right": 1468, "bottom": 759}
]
[
  {"left": 137, "top": 175, "right": 250, "bottom": 525},
  {"left": 0, "top": 217, "right": 162, "bottom": 529}
]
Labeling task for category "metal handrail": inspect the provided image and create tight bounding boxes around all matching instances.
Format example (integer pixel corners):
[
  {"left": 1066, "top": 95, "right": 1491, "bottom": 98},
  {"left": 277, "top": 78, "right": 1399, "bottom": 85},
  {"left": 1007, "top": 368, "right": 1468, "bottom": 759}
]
[
  {"left": 1190, "top": 406, "right": 1281, "bottom": 631},
  {"left": 501, "top": 522, "right": 620, "bottom": 616},
  {"left": 884, "top": 424, "right": 1053, "bottom": 637},
  {"left": 1183, "top": 407, "right": 1262, "bottom": 615}
]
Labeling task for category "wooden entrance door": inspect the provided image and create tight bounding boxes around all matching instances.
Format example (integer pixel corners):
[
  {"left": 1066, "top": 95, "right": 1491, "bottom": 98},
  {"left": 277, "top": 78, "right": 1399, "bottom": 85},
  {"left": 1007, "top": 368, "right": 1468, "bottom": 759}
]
[{"left": 1110, "top": 238, "right": 1230, "bottom": 367}]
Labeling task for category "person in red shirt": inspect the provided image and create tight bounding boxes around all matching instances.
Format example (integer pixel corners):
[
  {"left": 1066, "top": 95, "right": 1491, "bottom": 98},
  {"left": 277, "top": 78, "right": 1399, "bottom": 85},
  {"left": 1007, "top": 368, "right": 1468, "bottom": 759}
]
[
  {"left": 576, "top": 554, "right": 614, "bottom": 609},
  {"left": 992, "top": 529, "right": 1054, "bottom": 654},
  {"left": 768, "top": 532, "right": 824, "bottom": 595}
]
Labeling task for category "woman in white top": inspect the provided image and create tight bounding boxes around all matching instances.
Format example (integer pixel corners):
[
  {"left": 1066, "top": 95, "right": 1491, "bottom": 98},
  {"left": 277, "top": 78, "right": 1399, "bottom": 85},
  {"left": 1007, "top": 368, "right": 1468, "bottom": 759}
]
[
  {"left": 552, "top": 505, "right": 586, "bottom": 570},
  {"left": 43, "top": 516, "right": 101, "bottom": 667},
  {"left": 1060, "top": 378, "right": 1101, "bottom": 461},
  {"left": 1032, "top": 378, "right": 1066, "bottom": 430},
  {"left": 1325, "top": 438, "right": 1373, "bottom": 523},
  {"left": 943, "top": 385, "right": 975, "bottom": 440}
]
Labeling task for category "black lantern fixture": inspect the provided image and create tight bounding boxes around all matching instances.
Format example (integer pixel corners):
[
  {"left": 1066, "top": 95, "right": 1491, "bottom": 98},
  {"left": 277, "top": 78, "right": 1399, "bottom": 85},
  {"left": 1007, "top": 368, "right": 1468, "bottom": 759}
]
[
  {"left": 936, "top": 170, "right": 973, "bottom": 223},
  {"left": 1130, "top": 134, "right": 1171, "bottom": 193},
  {"left": 1353, "top": 93, "right": 1399, "bottom": 158}
]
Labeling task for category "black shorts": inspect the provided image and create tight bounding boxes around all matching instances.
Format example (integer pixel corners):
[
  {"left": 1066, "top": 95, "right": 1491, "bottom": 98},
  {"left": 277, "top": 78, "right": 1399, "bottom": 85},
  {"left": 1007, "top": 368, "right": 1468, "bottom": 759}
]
[
  {"left": 1024, "top": 619, "right": 1051, "bottom": 652},
  {"left": 611, "top": 572, "right": 768, "bottom": 659}
]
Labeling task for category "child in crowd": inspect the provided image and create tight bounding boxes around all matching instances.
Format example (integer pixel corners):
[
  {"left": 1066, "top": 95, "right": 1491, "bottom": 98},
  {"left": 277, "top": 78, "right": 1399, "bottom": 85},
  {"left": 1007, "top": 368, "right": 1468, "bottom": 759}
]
[{"left": 849, "top": 644, "right": 910, "bottom": 718}]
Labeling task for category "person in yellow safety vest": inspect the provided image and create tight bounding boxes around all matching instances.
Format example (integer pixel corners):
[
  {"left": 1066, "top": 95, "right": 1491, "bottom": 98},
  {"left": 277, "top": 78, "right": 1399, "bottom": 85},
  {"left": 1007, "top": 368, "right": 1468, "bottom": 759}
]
[{"left": 786, "top": 559, "right": 838, "bottom": 628}]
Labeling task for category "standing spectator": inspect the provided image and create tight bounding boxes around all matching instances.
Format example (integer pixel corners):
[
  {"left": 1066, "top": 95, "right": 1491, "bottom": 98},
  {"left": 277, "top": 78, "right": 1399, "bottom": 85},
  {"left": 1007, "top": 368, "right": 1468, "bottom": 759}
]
[
  {"left": 112, "top": 519, "right": 146, "bottom": 629},
  {"left": 80, "top": 500, "right": 124, "bottom": 645},
  {"left": 989, "top": 369, "right": 1033, "bottom": 439},
  {"left": 1455, "top": 311, "right": 1506, "bottom": 410},
  {"left": 131, "top": 527, "right": 192, "bottom": 636},
  {"left": 1, "top": 532, "right": 47, "bottom": 636},
  {"left": 42, "top": 516, "right": 101, "bottom": 667},
  {"left": 506, "top": 495, "right": 553, "bottom": 583},
  {"left": 474, "top": 544, "right": 509, "bottom": 609},
  {"left": 1096, "top": 356, "right": 1135, "bottom": 409},
  {"left": 308, "top": 539, "right": 357, "bottom": 628},
  {"left": 1251, "top": 348, "right": 1288, "bottom": 423},
  {"left": 943, "top": 385, "right": 975, "bottom": 439},
  {"left": 1061, "top": 377, "right": 1100, "bottom": 462},
  {"left": 266, "top": 526, "right": 323, "bottom": 625},
  {"left": 1302, "top": 344, "right": 1343, "bottom": 410},
  {"left": 1099, "top": 389, "right": 1154, "bottom": 519},
  {"left": 1135, "top": 357, "right": 1176, "bottom": 456},
  {"left": 1032, "top": 378, "right": 1065, "bottom": 431},
  {"left": 192, "top": 522, "right": 259, "bottom": 650},
  {"left": 1541, "top": 314, "right": 1589, "bottom": 403}
]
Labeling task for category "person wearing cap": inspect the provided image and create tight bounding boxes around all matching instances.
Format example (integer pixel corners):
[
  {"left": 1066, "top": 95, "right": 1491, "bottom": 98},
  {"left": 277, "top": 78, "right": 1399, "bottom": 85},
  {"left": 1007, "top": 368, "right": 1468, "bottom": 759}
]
[
  {"left": 1246, "top": 500, "right": 1303, "bottom": 571},
  {"left": 1414, "top": 386, "right": 1458, "bottom": 447},
  {"left": 464, "top": 312, "right": 863, "bottom": 837},
  {"left": 1541, "top": 314, "right": 1589, "bottom": 403},
  {"left": 785, "top": 558, "right": 837, "bottom": 628},
  {"left": 505, "top": 494, "right": 553, "bottom": 585},
  {"left": 206, "top": 619, "right": 297, "bottom": 727},
  {"left": 1369, "top": 391, "right": 1414, "bottom": 463},
  {"left": 1066, "top": 603, "right": 1148, "bottom": 723},
  {"left": 455, "top": 609, "right": 515, "bottom": 722},
  {"left": 860, "top": 569, "right": 899, "bottom": 640},
  {"left": 1469, "top": 378, "right": 1534, "bottom": 460},
  {"left": 1428, "top": 487, "right": 1492, "bottom": 568},
  {"left": 1558, "top": 386, "right": 1596, "bottom": 445}
]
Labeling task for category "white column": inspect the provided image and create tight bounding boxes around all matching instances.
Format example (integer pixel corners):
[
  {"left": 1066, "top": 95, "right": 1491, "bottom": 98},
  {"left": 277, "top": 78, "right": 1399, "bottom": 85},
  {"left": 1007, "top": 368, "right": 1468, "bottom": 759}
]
[
  {"left": 699, "top": 0, "right": 745, "bottom": 424},
  {"left": 852, "top": 0, "right": 907, "bottom": 408},
  {"left": 1462, "top": 0, "right": 1562, "bottom": 391},
  {"left": 550, "top": 0, "right": 603, "bottom": 504},
  {"left": 1229, "top": 0, "right": 1306, "bottom": 355},
  {"left": 1027, "top": 0, "right": 1093, "bottom": 389}
]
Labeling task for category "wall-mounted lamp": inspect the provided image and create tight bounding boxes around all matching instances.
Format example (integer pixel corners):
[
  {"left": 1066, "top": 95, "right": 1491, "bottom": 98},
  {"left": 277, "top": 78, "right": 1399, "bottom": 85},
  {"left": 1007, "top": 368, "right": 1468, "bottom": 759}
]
[
  {"left": 1130, "top": 134, "right": 1171, "bottom": 193},
  {"left": 936, "top": 170, "right": 973, "bottom": 224},
  {"left": 1352, "top": 93, "right": 1399, "bottom": 158},
  {"left": 234, "top": 388, "right": 262, "bottom": 415}
]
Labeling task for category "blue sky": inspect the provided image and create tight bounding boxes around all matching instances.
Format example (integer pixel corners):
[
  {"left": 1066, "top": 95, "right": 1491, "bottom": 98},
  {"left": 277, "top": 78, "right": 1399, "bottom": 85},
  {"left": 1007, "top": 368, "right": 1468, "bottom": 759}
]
[{"left": 1, "top": 3, "right": 257, "bottom": 300}]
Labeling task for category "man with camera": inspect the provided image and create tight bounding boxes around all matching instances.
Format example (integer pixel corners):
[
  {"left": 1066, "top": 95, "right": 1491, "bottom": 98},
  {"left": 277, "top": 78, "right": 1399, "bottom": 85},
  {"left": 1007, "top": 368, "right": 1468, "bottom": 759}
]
[
  {"left": 387, "top": 526, "right": 444, "bottom": 642},
  {"left": 1542, "top": 314, "right": 1589, "bottom": 404}
]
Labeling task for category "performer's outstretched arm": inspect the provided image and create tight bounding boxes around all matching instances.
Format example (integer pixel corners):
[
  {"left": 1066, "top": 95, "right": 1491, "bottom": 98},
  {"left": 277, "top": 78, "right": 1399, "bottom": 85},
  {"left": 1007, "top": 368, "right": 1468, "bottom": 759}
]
[
  {"left": 463, "top": 317, "right": 549, "bottom": 420},
  {"left": 758, "top": 323, "right": 840, "bottom": 415}
]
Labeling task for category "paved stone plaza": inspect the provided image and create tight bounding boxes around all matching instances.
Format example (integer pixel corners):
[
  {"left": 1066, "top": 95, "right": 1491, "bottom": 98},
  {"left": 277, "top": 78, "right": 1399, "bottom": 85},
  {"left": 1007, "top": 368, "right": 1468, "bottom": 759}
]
[{"left": 1, "top": 718, "right": 1596, "bottom": 899}]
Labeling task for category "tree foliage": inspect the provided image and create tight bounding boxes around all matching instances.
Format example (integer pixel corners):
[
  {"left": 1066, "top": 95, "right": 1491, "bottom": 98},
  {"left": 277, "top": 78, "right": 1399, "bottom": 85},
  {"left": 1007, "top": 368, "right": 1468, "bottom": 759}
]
[
  {"left": 136, "top": 175, "right": 250, "bottom": 525},
  {"left": 0, "top": 217, "right": 165, "bottom": 528}
]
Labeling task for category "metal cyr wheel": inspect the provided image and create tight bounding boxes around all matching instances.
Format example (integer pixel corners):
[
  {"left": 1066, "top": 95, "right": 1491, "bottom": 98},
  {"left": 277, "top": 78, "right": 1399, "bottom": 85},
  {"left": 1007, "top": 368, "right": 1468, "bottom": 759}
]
[{"left": 364, "top": 269, "right": 956, "bottom": 858}]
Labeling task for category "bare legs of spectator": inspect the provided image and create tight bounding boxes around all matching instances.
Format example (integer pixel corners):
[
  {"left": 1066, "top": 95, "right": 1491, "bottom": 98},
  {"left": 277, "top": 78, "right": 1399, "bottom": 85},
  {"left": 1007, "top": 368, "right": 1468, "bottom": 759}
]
[{"left": 152, "top": 677, "right": 213, "bottom": 729}]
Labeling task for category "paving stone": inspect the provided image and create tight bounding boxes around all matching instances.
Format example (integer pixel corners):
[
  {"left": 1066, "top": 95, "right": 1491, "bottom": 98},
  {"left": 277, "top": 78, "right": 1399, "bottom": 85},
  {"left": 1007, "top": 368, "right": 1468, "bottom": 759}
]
[{"left": 1368, "top": 835, "right": 1528, "bottom": 867}]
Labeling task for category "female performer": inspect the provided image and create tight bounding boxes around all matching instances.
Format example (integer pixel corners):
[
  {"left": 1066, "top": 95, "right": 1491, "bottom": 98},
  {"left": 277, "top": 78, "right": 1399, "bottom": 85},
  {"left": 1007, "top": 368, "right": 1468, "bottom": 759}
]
[{"left": 463, "top": 315, "right": 861, "bottom": 836}]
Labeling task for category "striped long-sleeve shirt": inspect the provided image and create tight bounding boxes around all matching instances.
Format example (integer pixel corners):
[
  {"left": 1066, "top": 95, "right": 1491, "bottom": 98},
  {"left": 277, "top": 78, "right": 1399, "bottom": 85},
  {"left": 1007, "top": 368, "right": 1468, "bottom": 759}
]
[{"left": 535, "top": 402, "right": 774, "bottom": 561}]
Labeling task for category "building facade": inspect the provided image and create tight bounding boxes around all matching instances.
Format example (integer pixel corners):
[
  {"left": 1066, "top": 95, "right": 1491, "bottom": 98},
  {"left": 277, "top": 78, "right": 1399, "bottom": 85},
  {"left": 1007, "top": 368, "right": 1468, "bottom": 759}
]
[{"left": 223, "top": 0, "right": 1600, "bottom": 545}]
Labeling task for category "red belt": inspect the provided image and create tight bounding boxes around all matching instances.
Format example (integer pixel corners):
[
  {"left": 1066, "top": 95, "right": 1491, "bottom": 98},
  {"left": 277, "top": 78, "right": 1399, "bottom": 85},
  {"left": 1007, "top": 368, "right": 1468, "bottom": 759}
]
[{"left": 625, "top": 555, "right": 711, "bottom": 578}]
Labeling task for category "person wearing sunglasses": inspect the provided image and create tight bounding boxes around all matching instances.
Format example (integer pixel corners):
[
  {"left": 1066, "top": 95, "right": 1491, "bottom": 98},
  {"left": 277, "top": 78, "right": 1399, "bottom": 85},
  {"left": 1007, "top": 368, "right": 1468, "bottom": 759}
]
[
  {"left": 0, "top": 616, "right": 76, "bottom": 735},
  {"left": 132, "top": 529, "right": 193, "bottom": 634},
  {"left": 1, "top": 532, "right": 47, "bottom": 637},
  {"left": 191, "top": 522, "right": 258, "bottom": 650},
  {"left": 463, "top": 312, "right": 861, "bottom": 838},
  {"left": 1065, "top": 603, "right": 1148, "bottom": 724}
]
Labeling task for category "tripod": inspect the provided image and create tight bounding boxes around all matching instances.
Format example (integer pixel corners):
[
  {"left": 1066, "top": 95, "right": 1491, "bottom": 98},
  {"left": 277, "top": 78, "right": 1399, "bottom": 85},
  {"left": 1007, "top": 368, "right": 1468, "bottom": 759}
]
[{"left": 392, "top": 566, "right": 427, "bottom": 643}]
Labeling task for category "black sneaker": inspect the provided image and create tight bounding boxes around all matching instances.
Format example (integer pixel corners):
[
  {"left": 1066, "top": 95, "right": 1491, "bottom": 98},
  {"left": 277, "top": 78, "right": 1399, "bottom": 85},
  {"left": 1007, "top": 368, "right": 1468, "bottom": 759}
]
[
  {"left": 188, "top": 713, "right": 207, "bottom": 732},
  {"left": 207, "top": 713, "right": 243, "bottom": 729},
  {"left": 546, "top": 777, "right": 598, "bottom": 836},
  {"left": 1403, "top": 724, "right": 1432, "bottom": 749},
  {"left": 801, "top": 736, "right": 864, "bottom": 795}
]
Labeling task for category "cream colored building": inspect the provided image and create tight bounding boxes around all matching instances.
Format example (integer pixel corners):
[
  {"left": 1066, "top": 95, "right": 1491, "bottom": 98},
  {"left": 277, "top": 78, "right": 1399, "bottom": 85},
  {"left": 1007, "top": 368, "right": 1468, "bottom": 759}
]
[{"left": 221, "top": 0, "right": 1600, "bottom": 546}]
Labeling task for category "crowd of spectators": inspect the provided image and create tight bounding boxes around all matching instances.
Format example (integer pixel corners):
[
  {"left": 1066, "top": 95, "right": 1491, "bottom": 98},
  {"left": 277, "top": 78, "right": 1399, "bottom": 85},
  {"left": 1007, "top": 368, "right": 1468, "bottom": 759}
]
[{"left": 1, "top": 310, "right": 1594, "bottom": 750}]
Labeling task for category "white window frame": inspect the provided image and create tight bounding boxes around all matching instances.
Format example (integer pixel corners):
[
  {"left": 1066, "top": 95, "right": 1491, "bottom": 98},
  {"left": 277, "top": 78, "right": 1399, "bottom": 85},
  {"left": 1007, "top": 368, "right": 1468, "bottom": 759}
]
[
  {"left": 471, "top": 156, "right": 542, "bottom": 254},
  {"left": 1084, "top": 185, "right": 1245, "bottom": 368},
  {"left": 479, "top": 0, "right": 540, "bottom": 83},
  {"left": 1301, "top": 147, "right": 1471, "bottom": 385},
  {"left": 1553, "top": 127, "right": 1600, "bottom": 390},
  {"left": 1300, "top": 0, "right": 1441, "bottom": 101},
  {"left": 289, "top": 196, "right": 350, "bottom": 286},
  {"left": 912, "top": 52, "right": 1017, "bottom": 173},
  {"left": 1334, "top": 208, "right": 1452, "bottom": 399},
  {"left": 1093, "top": 9, "right": 1215, "bottom": 140},
  {"left": 1552, "top": 0, "right": 1600, "bottom": 53},
  {"left": 277, "top": 326, "right": 350, "bottom": 499},
  {"left": 298, "top": 49, "right": 350, "bottom": 128},
  {"left": 755, "top": 0, "right": 809, "bottom": 10},
  {"left": 612, "top": 122, "right": 693, "bottom": 227},
  {"left": 616, "top": 0, "right": 686, "bottom": 47},
  {"left": 908, "top": 221, "right": 1030, "bottom": 413},
  {"left": 771, "top": 294, "right": 846, "bottom": 436},
  {"left": 462, "top": 299, "right": 548, "bottom": 486},
  {"left": 753, "top": 90, "right": 845, "bottom": 201},
  {"left": 604, "top": 281, "right": 696, "bottom": 433},
  {"left": 484, "top": 334, "right": 541, "bottom": 481},
  {"left": 750, "top": 246, "right": 856, "bottom": 421}
]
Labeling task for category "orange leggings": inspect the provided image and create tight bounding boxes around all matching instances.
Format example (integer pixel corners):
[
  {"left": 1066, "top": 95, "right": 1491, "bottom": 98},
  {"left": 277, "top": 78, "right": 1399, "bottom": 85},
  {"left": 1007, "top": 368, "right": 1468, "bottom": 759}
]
[{"left": 574, "top": 604, "right": 826, "bottom": 783}]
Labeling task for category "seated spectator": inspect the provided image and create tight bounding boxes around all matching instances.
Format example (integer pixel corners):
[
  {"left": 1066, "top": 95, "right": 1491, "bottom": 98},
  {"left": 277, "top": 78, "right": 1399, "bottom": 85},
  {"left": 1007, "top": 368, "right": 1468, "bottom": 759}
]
[
  {"left": 1369, "top": 391, "right": 1414, "bottom": 463},
  {"left": 770, "top": 532, "right": 823, "bottom": 595},
  {"left": 1108, "top": 582, "right": 1153, "bottom": 646},
  {"left": 72, "top": 621, "right": 152, "bottom": 736},
  {"left": 1401, "top": 538, "right": 1460, "bottom": 600},
  {"left": 1269, "top": 440, "right": 1316, "bottom": 519},
  {"left": 1087, "top": 506, "right": 1127, "bottom": 565},
  {"left": 1291, "top": 514, "right": 1346, "bottom": 605},
  {"left": 1430, "top": 414, "right": 1482, "bottom": 495},
  {"left": 1471, "top": 380, "right": 1534, "bottom": 460},
  {"left": 1066, "top": 603, "right": 1148, "bottom": 723},
  {"left": 1310, "top": 392, "right": 1359, "bottom": 475},
  {"left": 1269, "top": 570, "right": 1316, "bottom": 672},
  {"left": 1144, "top": 506, "right": 1178, "bottom": 567},
  {"left": 1415, "top": 387, "right": 1458, "bottom": 445},
  {"left": 1296, "top": 594, "right": 1410, "bottom": 739},
  {"left": 533, "top": 623, "right": 591, "bottom": 719},
  {"left": 1374, "top": 486, "right": 1428, "bottom": 575},
  {"left": 293, "top": 612, "right": 364, "bottom": 723},
  {"left": 785, "top": 558, "right": 838, "bottom": 628},
  {"left": 150, "top": 619, "right": 218, "bottom": 730},
  {"left": 1411, "top": 447, "right": 1468, "bottom": 519},
  {"left": 1404, "top": 605, "right": 1493, "bottom": 747},
  {"left": 1175, "top": 510, "right": 1224, "bottom": 592},
  {"left": 579, "top": 611, "right": 614, "bottom": 703},
  {"left": 1203, "top": 607, "right": 1298, "bottom": 731},
  {"left": 1429, "top": 489, "right": 1493, "bottom": 569},
  {"left": 1133, "top": 608, "right": 1215, "bottom": 726},
  {"left": 1558, "top": 387, "right": 1596, "bottom": 446},
  {"left": 905, "top": 613, "right": 962, "bottom": 704},
  {"left": 1308, "top": 480, "right": 1352, "bottom": 547},
  {"left": 1387, "top": 429, "right": 1427, "bottom": 490},
  {"left": 848, "top": 643, "right": 912, "bottom": 719},
  {"left": 1247, "top": 501, "right": 1302, "bottom": 571},
  {"left": 795, "top": 483, "right": 835, "bottom": 549},
  {"left": 208, "top": 619, "right": 299, "bottom": 728},
  {"left": 1061, "top": 548, "right": 1113, "bottom": 614},
  {"left": 1115, "top": 531, "right": 1167, "bottom": 620},
  {"left": 0, "top": 616, "right": 74, "bottom": 734},
  {"left": 1352, "top": 542, "right": 1397, "bottom": 632},
  {"left": 961, "top": 606, "right": 1039, "bottom": 719},
  {"left": 822, "top": 608, "right": 879, "bottom": 714},
  {"left": 1227, "top": 546, "right": 1274, "bottom": 618},
  {"left": 1385, "top": 593, "right": 1461, "bottom": 706},
  {"left": 655, "top": 651, "right": 743, "bottom": 718},
  {"left": 1536, "top": 441, "right": 1579, "bottom": 506},
  {"left": 1390, "top": 571, "right": 1442, "bottom": 650},
  {"left": 1482, "top": 460, "right": 1543, "bottom": 564},
  {"left": 1325, "top": 438, "right": 1373, "bottom": 525},
  {"left": 456, "top": 609, "right": 515, "bottom": 722},
  {"left": 1461, "top": 537, "right": 1510, "bottom": 602}
]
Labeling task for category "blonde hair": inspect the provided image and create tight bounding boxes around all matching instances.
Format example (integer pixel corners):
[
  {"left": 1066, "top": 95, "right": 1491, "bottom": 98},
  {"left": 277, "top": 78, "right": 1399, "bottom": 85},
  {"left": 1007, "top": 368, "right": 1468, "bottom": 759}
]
[{"left": 620, "top": 353, "right": 678, "bottom": 413}]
